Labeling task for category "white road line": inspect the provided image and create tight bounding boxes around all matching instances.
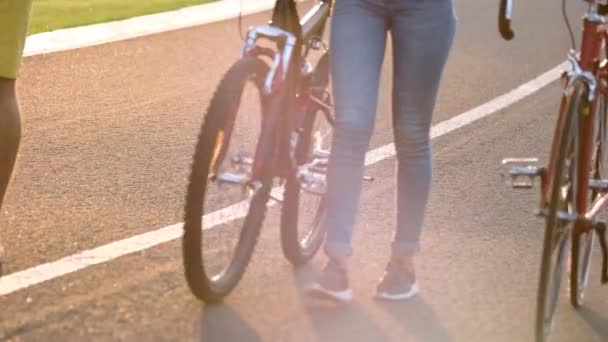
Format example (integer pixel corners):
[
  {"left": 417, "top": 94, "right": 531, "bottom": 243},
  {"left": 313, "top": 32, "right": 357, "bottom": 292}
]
[{"left": 0, "top": 61, "right": 568, "bottom": 296}]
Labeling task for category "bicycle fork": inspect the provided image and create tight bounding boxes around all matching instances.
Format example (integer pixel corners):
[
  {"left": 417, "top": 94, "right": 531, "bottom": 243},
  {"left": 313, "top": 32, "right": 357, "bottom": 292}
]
[{"left": 500, "top": 86, "right": 608, "bottom": 287}]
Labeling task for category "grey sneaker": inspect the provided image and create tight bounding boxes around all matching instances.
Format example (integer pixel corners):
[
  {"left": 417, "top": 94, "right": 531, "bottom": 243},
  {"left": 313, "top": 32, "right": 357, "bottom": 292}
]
[
  {"left": 375, "top": 261, "right": 419, "bottom": 300},
  {"left": 305, "top": 260, "right": 353, "bottom": 303}
]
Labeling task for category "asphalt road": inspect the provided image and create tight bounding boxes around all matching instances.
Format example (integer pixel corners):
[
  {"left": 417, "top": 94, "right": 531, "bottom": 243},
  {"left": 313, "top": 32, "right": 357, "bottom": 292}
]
[{"left": 2, "top": 0, "right": 608, "bottom": 341}]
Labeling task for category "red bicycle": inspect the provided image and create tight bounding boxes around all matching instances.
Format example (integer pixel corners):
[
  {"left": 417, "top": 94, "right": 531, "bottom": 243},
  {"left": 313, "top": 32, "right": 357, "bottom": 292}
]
[{"left": 500, "top": 0, "right": 608, "bottom": 341}]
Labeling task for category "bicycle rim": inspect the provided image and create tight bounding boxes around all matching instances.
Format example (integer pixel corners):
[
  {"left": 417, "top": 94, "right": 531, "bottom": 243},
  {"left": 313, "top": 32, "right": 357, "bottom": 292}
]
[
  {"left": 570, "top": 93, "right": 606, "bottom": 307},
  {"left": 536, "top": 81, "right": 583, "bottom": 342},
  {"left": 281, "top": 108, "right": 331, "bottom": 264}
]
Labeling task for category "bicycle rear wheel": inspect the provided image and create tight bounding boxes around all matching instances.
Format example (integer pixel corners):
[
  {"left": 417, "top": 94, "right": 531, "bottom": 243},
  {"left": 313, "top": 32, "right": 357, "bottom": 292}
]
[
  {"left": 280, "top": 52, "right": 332, "bottom": 265},
  {"left": 535, "top": 81, "right": 584, "bottom": 342},
  {"left": 183, "top": 57, "right": 273, "bottom": 303},
  {"left": 280, "top": 106, "right": 332, "bottom": 264},
  {"left": 570, "top": 92, "right": 607, "bottom": 307}
]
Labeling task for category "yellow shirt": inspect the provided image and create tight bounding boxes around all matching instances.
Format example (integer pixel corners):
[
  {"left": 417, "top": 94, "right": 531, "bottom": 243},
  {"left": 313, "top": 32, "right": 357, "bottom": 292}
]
[{"left": 0, "top": 0, "right": 32, "bottom": 79}]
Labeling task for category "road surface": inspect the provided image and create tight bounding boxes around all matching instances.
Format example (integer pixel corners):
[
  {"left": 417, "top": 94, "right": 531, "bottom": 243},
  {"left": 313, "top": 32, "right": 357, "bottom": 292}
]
[{"left": 2, "top": 0, "right": 608, "bottom": 341}]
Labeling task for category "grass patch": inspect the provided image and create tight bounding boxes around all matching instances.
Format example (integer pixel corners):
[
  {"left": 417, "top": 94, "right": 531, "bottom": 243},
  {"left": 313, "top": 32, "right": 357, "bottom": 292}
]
[{"left": 30, "top": 0, "right": 217, "bottom": 34}]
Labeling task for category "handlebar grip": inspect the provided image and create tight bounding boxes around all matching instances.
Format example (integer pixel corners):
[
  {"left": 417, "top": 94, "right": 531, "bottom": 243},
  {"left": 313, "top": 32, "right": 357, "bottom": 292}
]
[{"left": 499, "top": 0, "right": 514, "bottom": 40}]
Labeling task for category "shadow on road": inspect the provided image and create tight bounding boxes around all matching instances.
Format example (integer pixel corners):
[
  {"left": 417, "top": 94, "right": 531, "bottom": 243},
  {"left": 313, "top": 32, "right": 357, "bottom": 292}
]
[
  {"left": 292, "top": 264, "right": 392, "bottom": 341},
  {"left": 199, "top": 305, "right": 261, "bottom": 342},
  {"left": 304, "top": 301, "right": 392, "bottom": 341},
  {"left": 291, "top": 264, "right": 450, "bottom": 341},
  {"left": 377, "top": 296, "right": 452, "bottom": 342},
  {"left": 580, "top": 306, "right": 608, "bottom": 338}
]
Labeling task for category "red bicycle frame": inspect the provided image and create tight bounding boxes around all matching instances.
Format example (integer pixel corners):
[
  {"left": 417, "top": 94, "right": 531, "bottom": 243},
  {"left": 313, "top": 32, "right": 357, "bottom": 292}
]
[{"left": 542, "top": 6, "right": 608, "bottom": 235}]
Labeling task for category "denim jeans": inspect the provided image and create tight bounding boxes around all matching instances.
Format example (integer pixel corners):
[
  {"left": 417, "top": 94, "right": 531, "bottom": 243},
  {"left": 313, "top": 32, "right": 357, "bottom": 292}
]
[{"left": 323, "top": 0, "right": 456, "bottom": 259}]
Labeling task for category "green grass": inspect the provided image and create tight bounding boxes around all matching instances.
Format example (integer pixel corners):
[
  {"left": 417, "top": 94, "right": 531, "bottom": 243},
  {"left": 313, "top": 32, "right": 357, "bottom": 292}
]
[{"left": 30, "top": 0, "right": 217, "bottom": 35}]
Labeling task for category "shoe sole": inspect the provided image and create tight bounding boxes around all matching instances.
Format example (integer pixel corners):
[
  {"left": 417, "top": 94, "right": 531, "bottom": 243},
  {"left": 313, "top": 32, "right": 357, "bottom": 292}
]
[
  {"left": 374, "top": 283, "right": 419, "bottom": 301},
  {"left": 305, "top": 283, "right": 353, "bottom": 303}
]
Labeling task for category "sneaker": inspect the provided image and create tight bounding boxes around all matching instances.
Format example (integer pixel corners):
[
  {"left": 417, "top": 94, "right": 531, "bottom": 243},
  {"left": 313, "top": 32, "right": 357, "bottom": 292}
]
[
  {"left": 375, "top": 261, "right": 419, "bottom": 300},
  {"left": 305, "top": 260, "right": 353, "bottom": 303}
]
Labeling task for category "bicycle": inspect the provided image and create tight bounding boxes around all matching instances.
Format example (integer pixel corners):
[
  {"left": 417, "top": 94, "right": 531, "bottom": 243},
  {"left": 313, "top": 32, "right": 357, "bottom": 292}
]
[
  {"left": 499, "top": 0, "right": 608, "bottom": 341},
  {"left": 182, "top": 0, "right": 355, "bottom": 303}
]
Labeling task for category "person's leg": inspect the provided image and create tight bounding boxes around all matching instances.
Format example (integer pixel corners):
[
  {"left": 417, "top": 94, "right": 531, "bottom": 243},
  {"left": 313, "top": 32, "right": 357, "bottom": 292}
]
[
  {"left": 0, "top": 79, "right": 21, "bottom": 276},
  {"left": 323, "top": 0, "right": 388, "bottom": 262},
  {"left": 0, "top": 79, "right": 21, "bottom": 210},
  {"left": 376, "top": 0, "right": 456, "bottom": 300},
  {"left": 0, "top": 0, "right": 33, "bottom": 274},
  {"left": 0, "top": 78, "right": 21, "bottom": 275},
  {"left": 306, "top": 0, "right": 387, "bottom": 302}
]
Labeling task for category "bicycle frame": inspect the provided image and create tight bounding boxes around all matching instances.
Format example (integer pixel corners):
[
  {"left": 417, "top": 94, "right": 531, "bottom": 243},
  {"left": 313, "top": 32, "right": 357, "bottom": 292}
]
[
  {"left": 541, "top": 1, "right": 608, "bottom": 236},
  {"left": 238, "top": 0, "right": 333, "bottom": 185}
]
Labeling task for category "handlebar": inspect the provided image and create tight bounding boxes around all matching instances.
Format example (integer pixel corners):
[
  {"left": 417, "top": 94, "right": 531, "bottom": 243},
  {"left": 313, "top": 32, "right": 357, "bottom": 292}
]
[{"left": 499, "top": 0, "right": 514, "bottom": 40}]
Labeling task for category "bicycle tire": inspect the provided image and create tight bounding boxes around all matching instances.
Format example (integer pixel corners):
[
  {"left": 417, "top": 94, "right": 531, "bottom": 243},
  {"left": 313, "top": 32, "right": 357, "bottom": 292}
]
[
  {"left": 535, "top": 80, "right": 585, "bottom": 342},
  {"left": 570, "top": 226, "right": 594, "bottom": 308},
  {"left": 183, "top": 57, "right": 272, "bottom": 303},
  {"left": 570, "top": 92, "right": 606, "bottom": 308},
  {"left": 280, "top": 52, "right": 332, "bottom": 265},
  {"left": 280, "top": 108, "right": 328, "bottom": 265}
]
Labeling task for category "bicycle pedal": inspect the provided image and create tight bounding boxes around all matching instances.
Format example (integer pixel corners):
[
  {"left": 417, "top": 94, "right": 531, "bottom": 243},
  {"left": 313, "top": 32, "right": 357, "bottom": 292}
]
[
  {"left": 309, "top": 159, "right": 328, "bottom": 174},
  {"left": 216, "top": 171, "right": 249, "bottom": 186},
  {"left": 298, "top": 169, "right": 326, "bottom": 195},
  {"left": 589, "top": 179, "right": 608, "bottom": 192},
  {"left": 500, "top": 158, "right": 543, "bottom": 189},
  {"left": 312, "top": 148, "right": 330, "bottom": 159},
  {"left": 231, "top": 154, "right": 253, "bottom": 166}
]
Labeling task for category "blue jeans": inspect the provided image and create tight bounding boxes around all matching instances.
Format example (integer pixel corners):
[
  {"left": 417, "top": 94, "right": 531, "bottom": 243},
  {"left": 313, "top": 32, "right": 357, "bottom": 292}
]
[{"left": 323, "top": 0, "right": 456, "bottom": 260}]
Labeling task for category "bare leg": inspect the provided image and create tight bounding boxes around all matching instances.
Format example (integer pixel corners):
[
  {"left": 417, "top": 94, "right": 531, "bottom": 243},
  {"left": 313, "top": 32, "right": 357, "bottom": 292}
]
[{"left": 0, "top": 77, "right": 22, "bottom": 274}]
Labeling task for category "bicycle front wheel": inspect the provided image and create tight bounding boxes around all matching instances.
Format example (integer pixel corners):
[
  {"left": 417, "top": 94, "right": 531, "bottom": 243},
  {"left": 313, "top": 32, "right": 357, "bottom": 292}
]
[
  {"left": 183, "top": 57, "right": 273, "bottom": 303},
  {"left": 570, "top": 92, "right": 607, "bottom": 307},
  {"left": 536, "top": 81, "right": 585, "bottom": 342}
]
